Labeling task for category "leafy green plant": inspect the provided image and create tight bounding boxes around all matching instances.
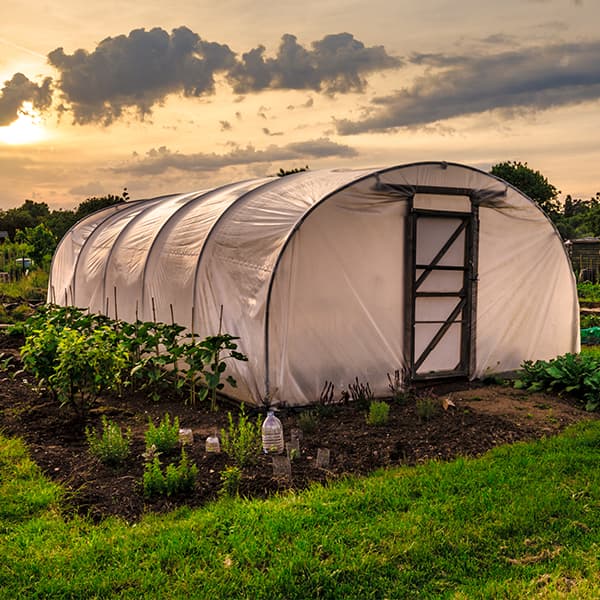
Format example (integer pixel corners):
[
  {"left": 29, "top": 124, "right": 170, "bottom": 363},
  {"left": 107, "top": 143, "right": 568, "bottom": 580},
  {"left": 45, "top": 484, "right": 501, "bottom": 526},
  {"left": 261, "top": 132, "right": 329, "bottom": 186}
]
[
  {"left": 580, "top": 313, "right": 600, "bottom": 329},
  {"left": 219, "top": 465, "right": 242, "bottom": 498},
  {"left": 220, "top": 405, "right": 263, "bottom": 468},
  {"left": 514, "top": 353, "right": 600, "bottom": 411},
  {"left": 181, "top": 333, "right": 248, "bottom": 410},
  {"left": 577, "top": 281, "right": 600, "bottom": 303},
  {"left": 47, "top": 326, "right": 129, "bottom": 415},
  {"left": 20, "top": 321, "right": 62, "bottom": 392},
  {"left": 145, "top": 413, "right": 180, "bottom": 453},
  {"left": 142, "top": 447, "right": 198, "bottom": 498},
  {"left": 85, "top": 416, "right": 131, "bottom": 466},
  {"left": 416, "top": 397, "right": 439, "bottom": 422},
  {"left": 366, "top": 400, "right": 390, "bottom": 426}
]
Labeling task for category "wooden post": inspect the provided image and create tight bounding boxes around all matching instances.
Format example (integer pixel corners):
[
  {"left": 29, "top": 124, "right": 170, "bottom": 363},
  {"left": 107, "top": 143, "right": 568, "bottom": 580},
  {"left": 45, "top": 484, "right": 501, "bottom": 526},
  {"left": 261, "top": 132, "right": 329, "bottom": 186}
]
[{"left": 114, "top": 286, "right": 118, "bottom": 321}]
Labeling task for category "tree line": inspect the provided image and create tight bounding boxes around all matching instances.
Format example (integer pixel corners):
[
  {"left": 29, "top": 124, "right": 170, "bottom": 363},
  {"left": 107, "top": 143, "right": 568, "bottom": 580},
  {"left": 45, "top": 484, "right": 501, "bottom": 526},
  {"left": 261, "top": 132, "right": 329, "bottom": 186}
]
[{"left": 0, "top": 191, "right": 128, "bottom": 270}]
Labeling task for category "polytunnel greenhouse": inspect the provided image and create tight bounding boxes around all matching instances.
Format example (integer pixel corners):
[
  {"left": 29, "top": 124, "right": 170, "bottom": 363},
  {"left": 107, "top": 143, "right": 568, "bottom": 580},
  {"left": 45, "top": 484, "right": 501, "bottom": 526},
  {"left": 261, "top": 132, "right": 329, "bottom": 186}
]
[{"left": 48, "top": 161, "right": 580, "bottom": 407}]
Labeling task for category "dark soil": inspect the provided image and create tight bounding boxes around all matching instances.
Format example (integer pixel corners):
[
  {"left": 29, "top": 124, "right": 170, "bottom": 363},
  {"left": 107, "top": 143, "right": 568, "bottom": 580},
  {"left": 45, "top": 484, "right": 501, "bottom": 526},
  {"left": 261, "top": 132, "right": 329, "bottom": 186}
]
[{"left": 0, "top": 336, "right": 597, "bottom": 523}]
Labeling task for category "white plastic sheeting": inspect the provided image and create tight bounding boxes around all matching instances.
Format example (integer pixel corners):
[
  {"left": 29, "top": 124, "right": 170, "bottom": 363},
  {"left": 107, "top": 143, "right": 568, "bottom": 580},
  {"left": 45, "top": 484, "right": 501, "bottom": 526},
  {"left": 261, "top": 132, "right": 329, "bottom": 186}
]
[{"left": 49, "top": 162, "right": 579, "bottom": 406}]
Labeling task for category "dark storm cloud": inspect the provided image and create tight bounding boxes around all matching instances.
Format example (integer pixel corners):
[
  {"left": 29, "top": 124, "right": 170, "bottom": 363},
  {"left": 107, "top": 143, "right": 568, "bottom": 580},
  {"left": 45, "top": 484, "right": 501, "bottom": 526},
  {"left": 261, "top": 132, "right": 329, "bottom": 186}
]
[
  {"left": 0, "top": 73, "right": 52, "bottom": 126},
  {"left": 227, "top": 32, "right": 401, "bottom": 95},
  {"left": 336, "top": 41, "right": 600, "bottom": 134},
  {"left": 48, "top": 26, "right": 236, "bottom": 125},
  {"left": 111, "top": 138, "right": 357, "bottom": 176},
  {"left": 44, "top": 28, "right": 399, "bottom": 126}
]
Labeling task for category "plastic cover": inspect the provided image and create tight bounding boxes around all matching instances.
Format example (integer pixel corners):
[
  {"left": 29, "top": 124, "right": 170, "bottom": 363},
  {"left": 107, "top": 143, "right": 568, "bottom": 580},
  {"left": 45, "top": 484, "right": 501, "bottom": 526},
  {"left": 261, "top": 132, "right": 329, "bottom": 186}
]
[{"left": 48, "top": 162, "right": 579, "bottom": 406}]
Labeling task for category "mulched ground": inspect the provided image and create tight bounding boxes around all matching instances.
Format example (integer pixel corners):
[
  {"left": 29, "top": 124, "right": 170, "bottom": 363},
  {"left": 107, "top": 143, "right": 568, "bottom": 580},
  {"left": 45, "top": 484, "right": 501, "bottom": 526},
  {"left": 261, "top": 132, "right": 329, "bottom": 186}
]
[{"left": 0, "top": 334, "right": 596, "bottom": 523}]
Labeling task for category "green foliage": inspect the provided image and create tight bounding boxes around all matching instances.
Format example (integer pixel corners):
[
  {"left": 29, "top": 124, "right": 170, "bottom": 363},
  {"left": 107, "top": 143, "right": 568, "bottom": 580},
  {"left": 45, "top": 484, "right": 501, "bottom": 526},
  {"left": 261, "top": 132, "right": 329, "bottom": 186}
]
[
  {"left": 17, "top": 305, "right": 247, "bottom": 409},
  {"left": 219, "top": 465, "right": 242, "bottom": 497},
  {"left": 490, "top": 161, "right": 560, "bottom": 216},
  {"left": 578, "top": 281, "right": 600, "bottom": 303},
  {"left": 181, "top": 333, "right": 248, "bottom": 410},
  {"left": 220, "top": 405, "right": 263, "bottom": 468},
  {"left": 15, "top": 222, "right": 56, "bottom": 268},
  {"left": 85, "top": 416, "right": 131, "bottom": 466},
  {"left": 47, "top": 326, "right": 129, "bottom": 414},
  {"left": 366, "top": 400, "right": 390, "bottom": 426},
  {"left": 514, "top": 353, "right": 600, "bottom": 411},
  {"left": 581, "top": 313, "right": 600, "bottom": 329},
  {"left": 145, "top": 413, "right": 180, "bottom": 453},
  {"left": 142, "top": 447, "right": 198, "bottom": 498},
  {"left": 298, "top": 410, "right": 318, "bottom": 433},
  {"left": 416, "top": 397, "right": 439, "bottom": 422}
]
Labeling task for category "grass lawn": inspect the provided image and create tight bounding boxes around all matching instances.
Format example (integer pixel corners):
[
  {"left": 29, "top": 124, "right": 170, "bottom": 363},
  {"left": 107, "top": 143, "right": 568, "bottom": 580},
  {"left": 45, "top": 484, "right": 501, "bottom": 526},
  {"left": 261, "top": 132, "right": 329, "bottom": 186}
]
[{"left": 1, "top": 422, "right": 599, "bottom": 599}]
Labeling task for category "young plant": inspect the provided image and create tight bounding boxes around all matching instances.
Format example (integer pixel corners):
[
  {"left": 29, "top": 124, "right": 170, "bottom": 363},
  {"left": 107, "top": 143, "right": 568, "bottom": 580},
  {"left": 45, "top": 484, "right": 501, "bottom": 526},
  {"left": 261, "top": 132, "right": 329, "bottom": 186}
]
[
  {"left": 387, "top": 369, "right": 409, "bottom": 403},
  {"left": 85, "top": 416, "right": 131, "bottom": 466},
  {"left": 219, "top": 465, "right": 242, "bottom": 498},
  {"left": 366, "top": 400, "right": 390, "bottom": 426},
  {"left": 220, "top": 405, "right": 263, "bottom": 468},
  {"left": 142, "top": 447, "right": 198, "bottom": 498},
  {"left": 298, "top": 410, "right": 318, "bottom": 434},
  {"left": 416, "top": 397, "right": 439, "bottom": 422},
  {"left": 145, "top": 412, "right": 180, "bottom": 453}
]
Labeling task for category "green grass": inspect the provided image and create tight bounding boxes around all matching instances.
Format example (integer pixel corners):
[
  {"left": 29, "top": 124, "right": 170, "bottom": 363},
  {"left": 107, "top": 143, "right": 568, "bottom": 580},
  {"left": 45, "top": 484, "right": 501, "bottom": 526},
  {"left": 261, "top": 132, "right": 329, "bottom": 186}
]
[{"left": 1, "top": 423, "right": 599, "bottom": 598}]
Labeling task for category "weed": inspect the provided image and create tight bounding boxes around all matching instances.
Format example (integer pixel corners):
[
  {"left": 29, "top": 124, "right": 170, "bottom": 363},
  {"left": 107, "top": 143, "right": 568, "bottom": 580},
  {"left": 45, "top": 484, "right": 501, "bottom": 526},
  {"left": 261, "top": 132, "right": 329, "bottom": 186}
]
[
  {"left": 366, "top": 400, "right": 390, "bottom": 426},
  {"left": 85, "top": 416, "right": 131, "bottom": 466},
  {"left": 219, "top": 465, "right": 242, "bottom": 497},
  {"left": 220, "top": 405, "right": 263, "bottom": 467},
  {"left": 145, "top": 412, "right": 180, "bottom": 453},
  {"left": 416, "top": 397, "right": 439, "bottom": 422}
]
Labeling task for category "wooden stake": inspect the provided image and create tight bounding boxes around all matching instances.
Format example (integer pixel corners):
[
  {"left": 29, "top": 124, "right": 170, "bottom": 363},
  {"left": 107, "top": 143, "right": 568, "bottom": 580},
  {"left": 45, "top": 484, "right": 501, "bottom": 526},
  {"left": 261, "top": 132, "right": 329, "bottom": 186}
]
[
  {"left": 191, "top": 305, "right": 195, "bottom": 342},
  {"left": 114, "top": 286, "right": 118, "bottom": 321},
  {"left": 170, "top": 303, "right": 175, "bottom": 326},
  {"left": 151, "top": 297, "right": 157, "bottom": 323}
]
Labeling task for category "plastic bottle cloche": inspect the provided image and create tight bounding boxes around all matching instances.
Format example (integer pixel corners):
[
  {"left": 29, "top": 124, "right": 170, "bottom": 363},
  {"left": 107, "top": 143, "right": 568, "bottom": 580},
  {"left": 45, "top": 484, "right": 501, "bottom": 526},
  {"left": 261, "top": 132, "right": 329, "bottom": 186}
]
[
  {"left": 205, "top": 432, "right": 221, "bottom": 453},
  {"left": 262, "top": 410, "right": 284, "bottom": 454}
]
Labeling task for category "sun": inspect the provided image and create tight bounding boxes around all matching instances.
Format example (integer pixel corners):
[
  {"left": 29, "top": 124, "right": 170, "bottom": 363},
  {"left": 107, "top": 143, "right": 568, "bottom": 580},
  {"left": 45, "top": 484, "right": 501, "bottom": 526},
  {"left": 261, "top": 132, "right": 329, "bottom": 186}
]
[{"left": 0, "top": 102, "right": 47, "bottom": 145}]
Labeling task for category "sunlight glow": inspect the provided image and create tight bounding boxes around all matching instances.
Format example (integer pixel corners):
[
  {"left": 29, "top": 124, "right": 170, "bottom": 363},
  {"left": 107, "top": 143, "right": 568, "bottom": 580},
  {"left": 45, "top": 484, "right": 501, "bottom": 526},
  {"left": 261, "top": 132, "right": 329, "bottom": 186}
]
[{"left": 0, "top": 103, "right": 47, "bottom": 145}]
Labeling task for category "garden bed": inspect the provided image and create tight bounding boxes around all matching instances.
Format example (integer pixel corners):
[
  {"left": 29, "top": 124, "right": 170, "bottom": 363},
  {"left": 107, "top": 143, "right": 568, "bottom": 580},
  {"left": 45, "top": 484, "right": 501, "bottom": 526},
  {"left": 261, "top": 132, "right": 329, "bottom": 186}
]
[{"left": 1, "top": 344, "right": 595, "bottom": 523}]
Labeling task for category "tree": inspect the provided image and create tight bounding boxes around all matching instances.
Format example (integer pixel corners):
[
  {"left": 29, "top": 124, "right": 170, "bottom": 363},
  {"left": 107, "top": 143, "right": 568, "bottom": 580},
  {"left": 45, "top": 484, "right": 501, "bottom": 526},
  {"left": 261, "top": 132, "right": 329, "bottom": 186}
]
[
  {"left": 490, "top": 161, "right": 560, "bottom": 216},
  {"left": 15, "top": 222, "right": 57, "bottom": 268},
  {"left": 74, "top": 189, "right": 128, "bottom": 220}
]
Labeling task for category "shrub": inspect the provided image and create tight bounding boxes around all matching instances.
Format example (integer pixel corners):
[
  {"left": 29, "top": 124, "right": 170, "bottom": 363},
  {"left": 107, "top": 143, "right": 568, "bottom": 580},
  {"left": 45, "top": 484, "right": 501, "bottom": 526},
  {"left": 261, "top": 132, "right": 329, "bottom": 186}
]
[
  {"left": 85, "top": 416, "right": 131, "bottom": 466},
  {"left": 366, "top": 400, "right": 390, "bottom": 426},
  {"left": 219, "top": 465, "right": 242, "bottom": 498},
  {"left": 220, "top": 405, "right": 263, "bottom": 468},
  {"left": 145, "top": 413, "right": 180, "bottom": 453}
]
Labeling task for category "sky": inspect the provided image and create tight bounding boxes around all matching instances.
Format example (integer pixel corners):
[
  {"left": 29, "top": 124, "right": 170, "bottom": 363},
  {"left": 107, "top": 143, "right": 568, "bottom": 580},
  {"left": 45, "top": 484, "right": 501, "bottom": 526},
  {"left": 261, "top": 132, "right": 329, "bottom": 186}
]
[{"left": 0, "top": 0, "right": 599, "bottom": 210}]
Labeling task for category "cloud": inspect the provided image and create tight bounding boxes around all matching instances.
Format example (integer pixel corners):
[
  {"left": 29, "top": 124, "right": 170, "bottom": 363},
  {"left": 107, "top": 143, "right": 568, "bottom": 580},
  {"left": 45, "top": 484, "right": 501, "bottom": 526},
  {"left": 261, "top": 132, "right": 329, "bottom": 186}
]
[
  {"left": 227, "top": 32, "right": 401, "bottom": 95},
  {"left": 336, "top": 41, "right": 600, "bottom": 134},
  {"left": 48, "top": 26, "right": 236, "bottom": 125},
  {"left": 0, "top": 73, "right": 52, "bottom": 126},
  {"left": 262, "top": 127, "right": 283, "bottom": 136},
  {"left": 111, "top": 138, "right": 357, "bottom": 176},
  {"left": 219, "top": 120, "right": 232, "bottom": 131}
]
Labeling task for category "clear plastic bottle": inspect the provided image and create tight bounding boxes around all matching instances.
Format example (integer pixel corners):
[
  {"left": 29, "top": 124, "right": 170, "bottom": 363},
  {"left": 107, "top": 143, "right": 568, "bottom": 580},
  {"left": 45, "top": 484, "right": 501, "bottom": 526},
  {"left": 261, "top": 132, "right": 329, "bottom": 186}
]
[
  {"left": 262, "top": 410, "right": 284, "bottom": 454},
  {"left": 205, "top": 433, "right": 220, "bottom": 453}
]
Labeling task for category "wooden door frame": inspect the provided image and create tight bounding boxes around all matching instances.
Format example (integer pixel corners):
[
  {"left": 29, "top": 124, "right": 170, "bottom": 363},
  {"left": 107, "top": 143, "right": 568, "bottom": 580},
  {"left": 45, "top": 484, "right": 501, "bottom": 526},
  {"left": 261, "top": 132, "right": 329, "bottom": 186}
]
[{"left": 403, "top": 186, "right": 480, "bottom": 382}]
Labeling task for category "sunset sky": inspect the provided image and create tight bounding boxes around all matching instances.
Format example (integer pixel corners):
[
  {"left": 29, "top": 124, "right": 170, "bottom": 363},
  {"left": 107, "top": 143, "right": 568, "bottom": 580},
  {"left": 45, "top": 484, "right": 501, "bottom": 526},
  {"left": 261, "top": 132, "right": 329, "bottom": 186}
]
[{"left": 1, "top": 0, "right": 599, "bottom": 209}]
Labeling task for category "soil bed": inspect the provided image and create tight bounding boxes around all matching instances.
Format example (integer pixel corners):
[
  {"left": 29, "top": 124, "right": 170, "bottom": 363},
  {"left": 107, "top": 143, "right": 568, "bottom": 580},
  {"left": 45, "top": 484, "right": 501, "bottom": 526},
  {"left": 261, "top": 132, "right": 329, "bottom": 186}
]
[{"left": 0, "top": 336, "right": 596, "bottom": 523}]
